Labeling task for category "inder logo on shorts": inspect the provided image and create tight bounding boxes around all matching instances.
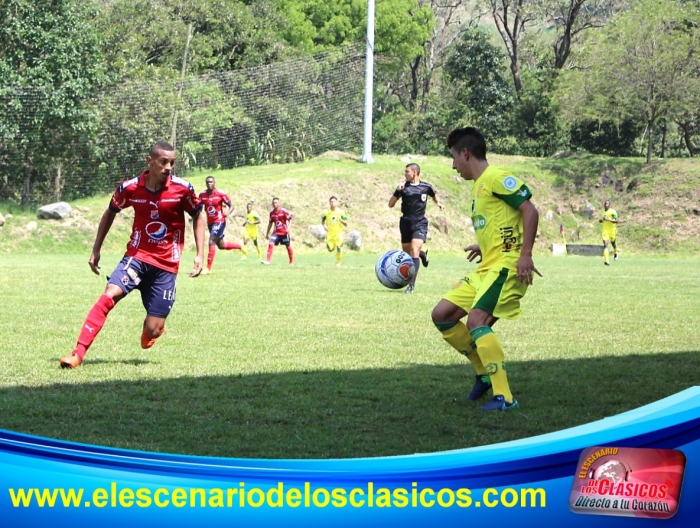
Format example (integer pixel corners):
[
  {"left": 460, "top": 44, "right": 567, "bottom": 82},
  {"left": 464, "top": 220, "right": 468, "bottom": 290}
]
[{"left": 569, "top": 446, "right": 686, "bottom": 519}]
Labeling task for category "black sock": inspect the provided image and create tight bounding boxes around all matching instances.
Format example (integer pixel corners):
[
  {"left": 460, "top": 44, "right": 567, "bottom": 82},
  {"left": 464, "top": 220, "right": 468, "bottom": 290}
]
[{"left": 411, "top": 257, "right": 420, "bottom": 286}]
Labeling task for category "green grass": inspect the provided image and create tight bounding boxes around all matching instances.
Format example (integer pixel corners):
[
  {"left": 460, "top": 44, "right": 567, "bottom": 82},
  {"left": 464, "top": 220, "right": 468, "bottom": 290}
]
[{"left": 1, "top": 252, "right": 699, "bottom": 459}]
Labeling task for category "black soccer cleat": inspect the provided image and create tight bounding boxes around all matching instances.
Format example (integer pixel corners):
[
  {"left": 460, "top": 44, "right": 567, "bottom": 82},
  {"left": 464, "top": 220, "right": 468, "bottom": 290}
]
[{"left": 420, "top": 250, "right": 429, "bottom": 268}]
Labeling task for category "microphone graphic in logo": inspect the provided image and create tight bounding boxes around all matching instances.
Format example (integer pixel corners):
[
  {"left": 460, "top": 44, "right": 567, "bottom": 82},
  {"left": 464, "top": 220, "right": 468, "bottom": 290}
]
[{"left": 145, "top": 222, "right": 168, "bottom": 241}]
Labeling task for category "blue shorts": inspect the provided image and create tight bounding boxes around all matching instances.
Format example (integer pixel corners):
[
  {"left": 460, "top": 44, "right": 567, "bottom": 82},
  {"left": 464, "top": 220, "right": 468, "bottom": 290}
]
[
  {"left": 269, "top": 233, "right": 291, "bottom": 246},
  {"left": 108, "top": 256, "right": 177, "bottom": 318},
  {"left": 208, "top": 222, "right": 226, "bottom": 239}
]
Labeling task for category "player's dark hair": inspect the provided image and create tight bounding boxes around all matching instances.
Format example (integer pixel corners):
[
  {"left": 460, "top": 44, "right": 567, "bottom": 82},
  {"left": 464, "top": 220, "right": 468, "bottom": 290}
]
[
  {"left": 329, "top": 195, "right": 338, "bottom": 201},
  {"left": 405, "top": 163, "right": 420, "bottom": 175},
  {"left": 446, "top": 127, "right": 487, "bottom": 160},
  {"left": 150, "top": 140, "right": 175, "bottom": 157},
  {"left": 206, "top": 176, "right": 215, "bottom": 183},
  {"left": 272, "top": 197, "right": 279, "bottom": 202}
]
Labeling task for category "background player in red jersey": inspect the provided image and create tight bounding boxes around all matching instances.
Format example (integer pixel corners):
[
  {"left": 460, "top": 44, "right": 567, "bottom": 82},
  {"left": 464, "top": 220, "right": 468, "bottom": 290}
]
[
  {"left": 262, "top": 197, "right": 293, "bottom": 265},
  {"left": 198, "top": 176, "right": 247, "bottom": 275},
  {"left": 59, "top": 141, "right": 205, "bottom": 369}
]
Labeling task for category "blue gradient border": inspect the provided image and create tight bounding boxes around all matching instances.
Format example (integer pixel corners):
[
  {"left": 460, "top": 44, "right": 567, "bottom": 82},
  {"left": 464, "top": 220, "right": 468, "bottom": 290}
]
[{"left": 2, "top": 387, "right": 699, "bottom": 527}]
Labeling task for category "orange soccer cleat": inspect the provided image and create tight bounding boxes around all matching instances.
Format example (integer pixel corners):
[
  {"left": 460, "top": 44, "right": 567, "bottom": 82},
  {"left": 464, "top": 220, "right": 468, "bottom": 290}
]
[
  {"left": 59, "top": 353, "right": 83, "bottom": 369},
  {"left": 141, "top": 326, "right": 165, "bottom": 349}
]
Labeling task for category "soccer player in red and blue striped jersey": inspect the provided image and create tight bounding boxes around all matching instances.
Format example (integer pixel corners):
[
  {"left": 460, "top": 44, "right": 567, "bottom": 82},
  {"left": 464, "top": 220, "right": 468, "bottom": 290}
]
[
  {"left": 262, "top": 197, "right": 293, "bottom": 265},
  {"left": 59, "top": 141, "right": 205, "bottom": 368},
  {"left": 198, "top": 176, "right": 247, "bottom": 274}
]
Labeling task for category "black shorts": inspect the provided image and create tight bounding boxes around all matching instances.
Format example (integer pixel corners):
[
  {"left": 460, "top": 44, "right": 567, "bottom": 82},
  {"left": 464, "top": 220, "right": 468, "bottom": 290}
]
[
  {"left": 269, "top": 233, "right": 291, "bottom": 246},
  {"left": 399, "top": 217, "right": 428, "bottom": 244}
]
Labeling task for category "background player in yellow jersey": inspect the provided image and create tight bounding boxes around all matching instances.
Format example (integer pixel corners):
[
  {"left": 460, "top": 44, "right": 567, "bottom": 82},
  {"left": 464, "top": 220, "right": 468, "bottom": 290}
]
[
  {"left": 322, "top": 196, "right": 348, "bottom": 268},
  {"left": 242, "top": 201, "right": 262, "bottom": 260},
  {"left": 600, "top": 200, "right": 619, "bottom": 265},
  {"left": 431, "top": 127, "right": 541, "bottom": 412}
]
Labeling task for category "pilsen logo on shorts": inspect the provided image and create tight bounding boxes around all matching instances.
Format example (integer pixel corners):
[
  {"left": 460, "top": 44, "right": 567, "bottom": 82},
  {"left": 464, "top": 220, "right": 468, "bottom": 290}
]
[
  {"left": 109, "top": 171, "right": 202, "bottom": 273},
  {"left": 569, "top": 446, "right": 686, "bottom": 519}
]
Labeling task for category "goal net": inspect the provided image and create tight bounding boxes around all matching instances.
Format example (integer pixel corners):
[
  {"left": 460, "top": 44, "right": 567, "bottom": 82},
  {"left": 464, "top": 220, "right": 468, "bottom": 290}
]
[{"left": 0, "top": 46, "right": 365, "bottom": 205}]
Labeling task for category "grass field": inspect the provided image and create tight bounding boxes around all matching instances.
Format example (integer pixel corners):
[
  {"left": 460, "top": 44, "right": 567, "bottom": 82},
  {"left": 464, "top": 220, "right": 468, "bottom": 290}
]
[{"left": 1, "top": 252, "right": 699, "bottom": 459}]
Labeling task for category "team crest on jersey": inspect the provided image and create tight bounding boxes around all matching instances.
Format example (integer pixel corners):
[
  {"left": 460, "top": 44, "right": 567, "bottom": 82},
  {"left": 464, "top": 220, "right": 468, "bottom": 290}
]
[
  {"left": 421, "top": 194, "right": 427, "bottom": 202},
  {"left": 150, "top": 209, "right": 159, "bottom": 219},
  {"left": 503, "top": 176, "right": 518, "bottom": 190},
  {"left": 476, "top": 184, "right": 485, "bottom": 197}
]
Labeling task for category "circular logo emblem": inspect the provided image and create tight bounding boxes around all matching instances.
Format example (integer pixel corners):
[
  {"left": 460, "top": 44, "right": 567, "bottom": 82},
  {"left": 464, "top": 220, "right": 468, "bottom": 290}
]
[
  {"left": 503, "top": 176, "right": 518, "bottom": 190},
  {"left": 207, "top": 206, "right": 216, "bottom": 215},
  {"left": 145, "top": 222, "right": 168, "bottom": 240},
  {"left": 398, "top": 262, "right": 413, "bottom": 280}
]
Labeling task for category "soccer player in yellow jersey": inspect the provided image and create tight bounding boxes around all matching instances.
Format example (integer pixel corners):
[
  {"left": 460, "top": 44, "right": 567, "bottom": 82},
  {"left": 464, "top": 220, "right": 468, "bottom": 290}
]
[
  {"left": 431, "top": 127, "right": 541, "bottom": 412},
  {"left": 600, "top": 200, "right": 619, "bottom": 265},
  {"left": 242, "top": 201, "right": 262, "bottom": 260},
  {"left": 322, "top": 196, "right": 348, "bottom": 267}
]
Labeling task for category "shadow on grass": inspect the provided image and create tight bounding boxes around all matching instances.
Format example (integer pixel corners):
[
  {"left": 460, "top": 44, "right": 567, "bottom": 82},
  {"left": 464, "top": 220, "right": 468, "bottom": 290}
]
[
  {"left": 45, "top": 358, "right": 157, "bottom": 367},
  {"left": 3, "top": 351, "right": 699, "bottom": 459}
]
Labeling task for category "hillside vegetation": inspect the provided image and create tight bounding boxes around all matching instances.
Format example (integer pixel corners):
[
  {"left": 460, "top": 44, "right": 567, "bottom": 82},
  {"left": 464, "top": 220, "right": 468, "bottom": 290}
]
[{"left": 1, "top": 152, "right": 699, "bottom": 256}]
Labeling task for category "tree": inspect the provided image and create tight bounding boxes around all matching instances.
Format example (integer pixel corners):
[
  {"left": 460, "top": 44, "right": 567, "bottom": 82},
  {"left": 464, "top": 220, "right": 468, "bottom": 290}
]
[
  {"left": 97, "top": 0, "right": 290, "bottom": 78},
  {"left": 483, "top": 0, "right": 539, "bottom": 94},
  {"left": 560, "top": 0, "right": 700, "bottom": 162},
  {"left": 443, "top": 28, "right": 516, "bottom": 145},
  {"left": 543, "top": 0, "right": 626, "bottom": 71},
  {"left": 483, "top": 0, "right": 626, "bottom": 95},
  {"left": 0, "top": 0, "right": 105, "bottom": 204}
]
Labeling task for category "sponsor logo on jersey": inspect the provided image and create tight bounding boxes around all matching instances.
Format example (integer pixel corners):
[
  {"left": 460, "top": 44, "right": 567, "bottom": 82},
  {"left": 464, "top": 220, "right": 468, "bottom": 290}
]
[
  {"left": 207, "top": 206, "right": 217, "bottom": 216},
  {"left": 472, "top": 214, "right": 486, "bottom": 231},
  {"left": 131, "top": 230, "right": 141, "bottom": 248},
  {"left": 145, "top": 222, "right": 168, "bottom": 241},
  {"left": 172, "top": 230, "right": 181, "bottom": 261}
]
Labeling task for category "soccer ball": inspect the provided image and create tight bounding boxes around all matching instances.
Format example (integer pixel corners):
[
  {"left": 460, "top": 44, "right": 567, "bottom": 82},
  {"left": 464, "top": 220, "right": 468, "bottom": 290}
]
[{"left": 375, "top": 250, "right": 416, "bottom": 289}]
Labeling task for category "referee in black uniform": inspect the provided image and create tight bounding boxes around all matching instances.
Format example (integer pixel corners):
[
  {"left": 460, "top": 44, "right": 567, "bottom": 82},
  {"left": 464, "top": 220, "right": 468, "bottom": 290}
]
[{"left": 388, "top": 163, "right": 444, "bottom": 294}]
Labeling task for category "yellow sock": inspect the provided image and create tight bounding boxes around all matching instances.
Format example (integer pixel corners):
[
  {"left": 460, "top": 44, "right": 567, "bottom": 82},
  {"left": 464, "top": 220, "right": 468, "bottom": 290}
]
[
  {"left": 470, "top": 326, "right": 513, "bottom": 402},
  {"left": 604, "top": 247, "right": 610, "bottom": 264},
  {"left": 436, "top": 321, "right": 486, "bottom": 375},
  {"left": 255, "top": 242, "right": 262, "bottom": 260},
  {"left": 336, "top": 249, "right": 343, "bottom": 265}
]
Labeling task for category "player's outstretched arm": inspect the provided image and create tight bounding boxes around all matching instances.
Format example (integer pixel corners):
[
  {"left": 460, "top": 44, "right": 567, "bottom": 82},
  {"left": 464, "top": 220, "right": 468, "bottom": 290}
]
[
  {"left": 516, "top": 200, "right": 542, "bottom": 285},
  {"left": 433, "top": 194, "right": 444, "bottom": 210},
  {"left": 89, "top": 209, "right": 117, "bottom": 275},
  {"left": 189, "top": 212, "right": 206, "bottom": 277}
]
